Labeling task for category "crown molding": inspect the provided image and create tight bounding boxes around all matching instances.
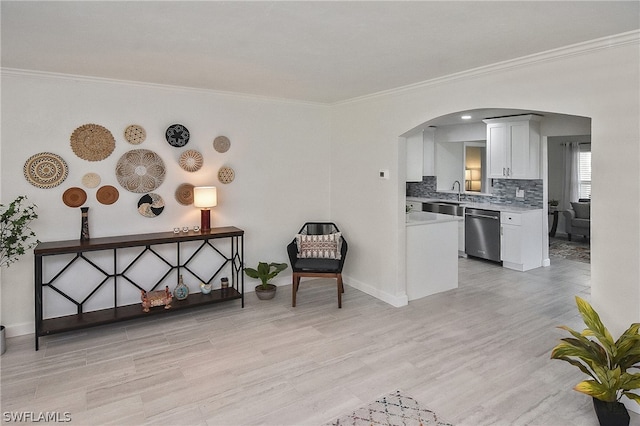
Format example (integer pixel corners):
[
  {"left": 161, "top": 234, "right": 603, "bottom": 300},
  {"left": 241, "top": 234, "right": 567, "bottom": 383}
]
[
  {"left": 2, "top": 30, "right": 638, "bottom": 107},
  {"left": 0, "top": 68, "right": 329, "bottom": 108},
  {"left": 335, "top": 30, "right": 640, "bottom": 106}
]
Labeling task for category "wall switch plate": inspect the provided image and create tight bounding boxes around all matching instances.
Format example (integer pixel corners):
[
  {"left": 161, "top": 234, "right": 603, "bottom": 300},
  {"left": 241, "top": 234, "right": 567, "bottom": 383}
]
[{"left": 379, "top": 169, "right": 389, "bottom": 179}]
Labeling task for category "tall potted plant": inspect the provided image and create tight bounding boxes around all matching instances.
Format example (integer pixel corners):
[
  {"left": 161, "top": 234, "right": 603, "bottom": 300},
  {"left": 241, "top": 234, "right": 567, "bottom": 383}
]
[
  {"left": 551, "top": 296, "right": 640, "bottom": 426},
  {"left": 244, "top": 262, "right": 287, "bottom": 300},
  {"left": 1, "top": 195, "right": 39, "bottom": 354}
]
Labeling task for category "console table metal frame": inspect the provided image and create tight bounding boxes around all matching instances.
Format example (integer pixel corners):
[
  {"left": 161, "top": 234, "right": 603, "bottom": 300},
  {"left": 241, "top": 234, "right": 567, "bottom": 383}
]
[{"left": 34, "top": 226, "right": 244, "bottom": 350}]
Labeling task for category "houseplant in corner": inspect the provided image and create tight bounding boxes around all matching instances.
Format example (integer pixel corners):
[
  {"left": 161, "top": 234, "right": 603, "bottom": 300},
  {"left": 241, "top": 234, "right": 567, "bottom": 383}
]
[
  {"left": 244, "top": 262, "right": 288, "bottom": 300},
  {"left": 1, "top": 196, "right": 39, "bottom": 354},
  {"left": 551, "top": 296, "right": 640, "bottom": 426}
]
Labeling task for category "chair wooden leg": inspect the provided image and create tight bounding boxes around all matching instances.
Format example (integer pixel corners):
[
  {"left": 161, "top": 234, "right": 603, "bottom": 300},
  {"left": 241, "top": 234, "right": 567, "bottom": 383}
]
[
  {"left": 292, "top": 273, "right": 298, "bottom": 307},
  {"left": 337, "top": 274, "right": 343, "bottom": 308},
  {"left": 292, "top": 274, "right": 302, "bottom": 307}
]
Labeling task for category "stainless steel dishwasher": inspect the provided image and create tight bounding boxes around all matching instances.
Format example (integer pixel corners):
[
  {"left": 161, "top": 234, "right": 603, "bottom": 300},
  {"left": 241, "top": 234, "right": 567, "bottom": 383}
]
[{"left": 465, "top": 208, "right": 501, "bottom": 262}]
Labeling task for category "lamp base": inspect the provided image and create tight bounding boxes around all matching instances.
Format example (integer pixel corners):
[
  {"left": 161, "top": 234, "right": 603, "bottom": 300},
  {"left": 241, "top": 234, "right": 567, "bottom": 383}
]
[{"left": 200, "top": 209, "right": 211, "bottom": 232}]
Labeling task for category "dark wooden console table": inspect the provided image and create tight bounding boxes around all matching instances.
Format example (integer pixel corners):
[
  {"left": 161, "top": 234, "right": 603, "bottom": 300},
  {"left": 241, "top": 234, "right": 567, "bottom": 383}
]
[{"left": 34, "top": 226, "right": 244, "bottom": 350}]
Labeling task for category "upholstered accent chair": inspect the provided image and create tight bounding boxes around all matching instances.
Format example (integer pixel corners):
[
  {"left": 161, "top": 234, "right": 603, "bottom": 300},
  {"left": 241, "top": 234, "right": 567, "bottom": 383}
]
[
  {"left": 287, "top": 222, "right": 348, "bottom": 308},
  {"left": 564, "top": 199, "right": 590, "bottom": 241}
]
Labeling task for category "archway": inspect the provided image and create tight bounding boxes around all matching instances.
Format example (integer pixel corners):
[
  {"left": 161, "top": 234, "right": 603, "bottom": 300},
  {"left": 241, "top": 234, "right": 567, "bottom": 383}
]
[{"left": 400, "top": 108, "right": 591, "bottom": 299}]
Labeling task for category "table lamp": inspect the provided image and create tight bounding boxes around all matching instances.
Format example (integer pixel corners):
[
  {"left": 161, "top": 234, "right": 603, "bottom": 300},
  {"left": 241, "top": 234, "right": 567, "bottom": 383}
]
[{"left": 193, "top": 186, "right": 217, "bottom": 232}]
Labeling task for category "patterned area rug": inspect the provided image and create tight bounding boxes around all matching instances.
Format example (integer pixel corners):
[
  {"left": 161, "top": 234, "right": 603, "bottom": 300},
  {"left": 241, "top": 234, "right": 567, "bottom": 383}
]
[
  {"left": 549, "top": 237, "right": 590, "bottom": 263},
  {"left": 325, "top": 390, "right": 453, "bottom": 426}
]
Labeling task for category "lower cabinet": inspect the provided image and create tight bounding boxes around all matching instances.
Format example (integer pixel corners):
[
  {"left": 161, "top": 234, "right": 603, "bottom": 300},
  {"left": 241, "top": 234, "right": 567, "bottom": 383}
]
[{"left": 500, "top": 210, "right": 543, "bottom": 271}]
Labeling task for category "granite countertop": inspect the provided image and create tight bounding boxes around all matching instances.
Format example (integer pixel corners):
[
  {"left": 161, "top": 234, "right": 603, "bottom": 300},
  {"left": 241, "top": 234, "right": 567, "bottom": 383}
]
[
  {"left": 405, "top": 211, "right": 463, "bottom": 226},
  {"left": 406, "top": 197, "right": 542, "bottom": 213}
]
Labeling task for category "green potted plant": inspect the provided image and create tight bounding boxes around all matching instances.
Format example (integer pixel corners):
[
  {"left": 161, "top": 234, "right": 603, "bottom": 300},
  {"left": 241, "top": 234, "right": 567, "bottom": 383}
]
[
  {"left": 551, "top": 296, "right": 640, "bottom": 426},
  {"left": 1, "top": 195, "right": 38, "bottom": 354},
  {"left": 244, "top": 262, "right": 288, "bottom": 300}
]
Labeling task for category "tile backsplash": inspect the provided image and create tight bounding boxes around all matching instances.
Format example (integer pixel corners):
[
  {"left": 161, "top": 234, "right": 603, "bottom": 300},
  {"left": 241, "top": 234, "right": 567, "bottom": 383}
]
[{"left": 406, "top": 176, "right": 543, "bottom": 208}]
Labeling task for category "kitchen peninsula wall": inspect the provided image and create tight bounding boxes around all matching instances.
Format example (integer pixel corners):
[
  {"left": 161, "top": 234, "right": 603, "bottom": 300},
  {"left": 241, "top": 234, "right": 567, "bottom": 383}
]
[{"left": 406, "top": 176, "right": 543, "bottom": 208}]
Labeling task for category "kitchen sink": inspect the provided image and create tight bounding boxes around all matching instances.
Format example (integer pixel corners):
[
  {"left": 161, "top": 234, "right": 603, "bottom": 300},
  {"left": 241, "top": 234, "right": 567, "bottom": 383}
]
[{"left": 422, "top": 201, "right": 464, "bottom": 217}]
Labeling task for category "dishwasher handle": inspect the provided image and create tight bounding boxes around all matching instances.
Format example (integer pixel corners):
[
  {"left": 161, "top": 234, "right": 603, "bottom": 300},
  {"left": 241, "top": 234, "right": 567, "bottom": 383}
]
[{"left": 465, "top": 213, "right": 500, "bottom": 220}]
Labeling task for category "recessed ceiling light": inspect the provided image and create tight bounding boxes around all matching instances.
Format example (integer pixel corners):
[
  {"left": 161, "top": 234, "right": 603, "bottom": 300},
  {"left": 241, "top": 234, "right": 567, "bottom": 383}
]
[{"left": 461, "top": 115, "right": 472, "bottom": 120}]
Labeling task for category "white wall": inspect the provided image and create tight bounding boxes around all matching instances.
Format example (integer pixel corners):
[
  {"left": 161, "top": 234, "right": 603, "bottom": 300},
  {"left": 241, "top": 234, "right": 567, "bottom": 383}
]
[
  {"left": 2, "top": 35, "right": 639, "bottom": 339},
  {"left": 331, "top": 38, "right": 640, "bottom": 334},
  {"left": 1, "top": 71, "right": 331, "bottom": 335}
]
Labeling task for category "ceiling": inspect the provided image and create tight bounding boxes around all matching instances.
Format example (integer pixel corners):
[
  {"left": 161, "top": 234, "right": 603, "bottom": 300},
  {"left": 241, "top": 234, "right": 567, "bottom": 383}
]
[{"left": 1, "top": 1, "right": 639, "bottom": 104}]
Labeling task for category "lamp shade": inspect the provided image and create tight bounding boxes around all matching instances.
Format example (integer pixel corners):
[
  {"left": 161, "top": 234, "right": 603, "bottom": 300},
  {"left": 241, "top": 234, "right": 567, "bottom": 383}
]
[{"left": 193, "top": 186, "right": 217, "bottom": 208}]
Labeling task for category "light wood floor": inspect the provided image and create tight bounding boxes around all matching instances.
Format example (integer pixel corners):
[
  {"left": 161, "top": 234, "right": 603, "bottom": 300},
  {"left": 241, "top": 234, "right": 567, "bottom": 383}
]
[{"left": 2, "top": 256, "right": 638, "bottom": 425}]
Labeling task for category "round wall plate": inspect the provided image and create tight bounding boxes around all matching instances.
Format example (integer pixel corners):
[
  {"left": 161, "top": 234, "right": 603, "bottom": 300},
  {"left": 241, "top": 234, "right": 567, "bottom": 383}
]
[
  {"left": 70, "top": 123, "right": 115, "bottom": 161},
  {"left": 218, "top": 166, "right": 235, "bottom": 184},
  {"left": 166, "top": 124, "right": 190, "bottom": 147},
  {"left": 62, "top": 187, "right": 87, "bottom": 208},
  {"left": 179, "top": 149, "right": 203, "bottom": 172},
  {"left": 137, "top": 193, "right": 165, "bottom": 218},
  {"left": 213, "top": 135, "right": 231, "bottom": 153},
  {"left": 23, "top": 152, "right": 69, "bottom": 189},
  {"left": 115, "top": 149, "right": 166, "bottom": 193},
  {"left": 96, "top": 185, "right": 120, "bottom": 205},
  {"left": 82, "top": 172, "right": 101, "bottom": 188},
  {"left": 124, "top": 124, "right": 146, "bottom": 145}
]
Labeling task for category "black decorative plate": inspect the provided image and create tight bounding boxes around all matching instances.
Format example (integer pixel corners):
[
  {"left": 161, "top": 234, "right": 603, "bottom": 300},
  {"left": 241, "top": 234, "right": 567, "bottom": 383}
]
[{"left": 165, "top": 124, "right": 190, "bottom": 147}]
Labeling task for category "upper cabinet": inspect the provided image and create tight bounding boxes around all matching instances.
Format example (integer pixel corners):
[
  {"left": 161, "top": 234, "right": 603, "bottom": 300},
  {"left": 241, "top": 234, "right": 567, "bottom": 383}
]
[
  {"left": 406, "top": 131, "right": 424, "bottom": 182},
  {"left": 484, "top": 115, "right": 542, "bottom": 179},
  {"left": 406, "top": 127, "right": 435, "bottom": 182}
]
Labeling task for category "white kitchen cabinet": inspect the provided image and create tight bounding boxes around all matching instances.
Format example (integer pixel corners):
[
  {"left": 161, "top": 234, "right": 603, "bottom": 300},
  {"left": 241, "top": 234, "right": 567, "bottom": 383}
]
[
  {"left": 406, "top": 132, "right": 424, "bottom": 182},
  {"left": 406, "top": 214, "right": 458, "bottom": 300},
  {"left": 485, "top": 115, "right": 541, "bottom": 179},
  {"left": 500, "top": 210, "right": 543, "bottom": 271},
  {"left": 423, "top": 127, "right": 435, "bottom": 176}
]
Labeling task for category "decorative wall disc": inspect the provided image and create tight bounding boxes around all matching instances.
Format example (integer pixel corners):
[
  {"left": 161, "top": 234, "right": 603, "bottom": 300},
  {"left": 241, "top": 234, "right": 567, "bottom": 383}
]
[
  {"left": 124, "top": 124, "right": 146, "bottom": 145},
  {"left": 115, "top": 149, "right": 166, "bottom": 193},
  {"left": 179, "top": 149, "right": 203, "bottom": 172},
  {"left": 96, "top": 185, "right": 119, "bottom": 205},
  {"left": 165, "top": 124, "right": 190, "bottom": 147},
  {"left": 23, "top": 152, "right": 69, "bottom": 189},
  {"left": 213, "top": 136, "right": 231, "bottom": 153},
  {"left": 175, "top": 183, "right": 194, "bottom": 205},
  {"left": 137, "top": 193, "right": 165, "bottom": 218},
  {"left": 82, "top": 172, "right": 101, "bottom": 188},
  {"left": 70, "top": 124, "right": 116, "bottom": 161},
  {"left": 218, "top": 166, "right": 235, "bottom": 184},
  {"left": 62, "top": 187, "right": 87, "bottom": 208}
]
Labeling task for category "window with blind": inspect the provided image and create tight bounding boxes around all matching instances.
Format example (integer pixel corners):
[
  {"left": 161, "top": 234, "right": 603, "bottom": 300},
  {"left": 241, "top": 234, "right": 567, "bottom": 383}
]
[{"left": 578, "top": 144, "right": 591, "bottom": 200}]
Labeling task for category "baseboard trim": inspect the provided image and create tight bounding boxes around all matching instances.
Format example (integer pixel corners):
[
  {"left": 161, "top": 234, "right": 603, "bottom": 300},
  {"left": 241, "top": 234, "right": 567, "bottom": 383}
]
[
  {"left": 343, "top": 274, "right": 408, "bottom": 307},
  {"left": 4, "top": 321, "right": 33, "bottom": 338}
]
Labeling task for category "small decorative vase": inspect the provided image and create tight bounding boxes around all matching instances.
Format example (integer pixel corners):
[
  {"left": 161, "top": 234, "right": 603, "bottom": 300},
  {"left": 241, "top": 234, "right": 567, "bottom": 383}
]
[
  {"left": 200, "top": 283, "right": 212, "bottom": 295},
  {"left": 221, "top": 277, "right": 229, "bottom": 289},
  {"left": 80, "top": 207, "right": 90, "bottom": 241},
  {"left": 592, "top": 398, "right": 630, "bottom": 426}
]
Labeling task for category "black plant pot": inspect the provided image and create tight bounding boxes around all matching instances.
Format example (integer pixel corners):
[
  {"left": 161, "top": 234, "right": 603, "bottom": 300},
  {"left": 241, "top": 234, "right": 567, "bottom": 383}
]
[{"left": 593, "top": 398, "right": 630, "bottom": 426}]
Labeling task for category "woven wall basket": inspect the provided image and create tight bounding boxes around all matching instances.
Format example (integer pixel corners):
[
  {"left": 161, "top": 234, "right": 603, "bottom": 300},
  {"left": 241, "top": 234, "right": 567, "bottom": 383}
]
[
  {"left": 175, "top": 183, "right": 194, "bottom": 205},
  {"left": 23, "top": 152, "right": 69, "bottom": 189},
  {"left": 115, "top": 149, "right": 166, "bottom": 193},
  {"left": 70, "top": 124, "right": 116, "bottom": 161}
]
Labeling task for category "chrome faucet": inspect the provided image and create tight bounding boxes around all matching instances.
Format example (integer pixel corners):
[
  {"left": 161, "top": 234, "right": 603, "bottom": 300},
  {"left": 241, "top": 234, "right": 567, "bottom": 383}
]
[{"left": 452, "top": 180, "right": 461, "bottom": 201}]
